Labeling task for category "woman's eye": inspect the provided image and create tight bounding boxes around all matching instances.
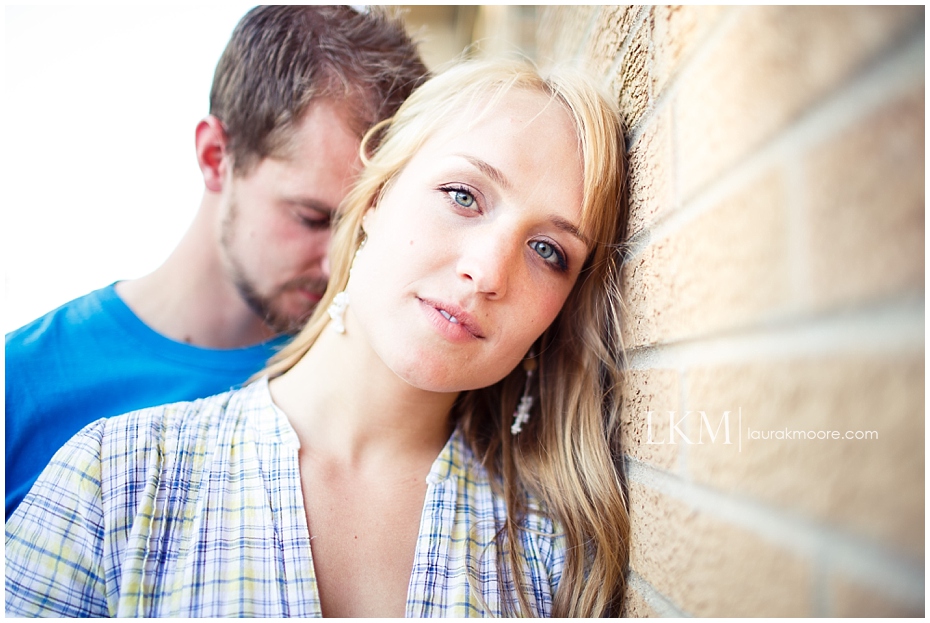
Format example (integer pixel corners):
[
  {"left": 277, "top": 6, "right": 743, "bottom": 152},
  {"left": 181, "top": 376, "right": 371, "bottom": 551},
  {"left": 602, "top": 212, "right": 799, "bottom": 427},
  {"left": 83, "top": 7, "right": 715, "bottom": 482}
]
[
  {"left": 447, "top": 188, "right": 475, "bottom": 208},
  {"left": 531, "top": 240, "right": 567, "bottom": 271},
  {"left": 440, "top": 184, "right": 481, "bottom": 213},
  {"left": 533, "top": 241, "right": 554, "bottom": 259}
]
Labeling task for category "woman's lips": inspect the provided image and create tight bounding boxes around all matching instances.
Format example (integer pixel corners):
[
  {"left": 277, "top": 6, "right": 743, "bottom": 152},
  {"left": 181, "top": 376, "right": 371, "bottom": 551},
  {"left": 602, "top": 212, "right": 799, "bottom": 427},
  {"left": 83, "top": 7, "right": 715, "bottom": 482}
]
[{"left": 417, "top": 297, "right": 485, "bottom": 341}]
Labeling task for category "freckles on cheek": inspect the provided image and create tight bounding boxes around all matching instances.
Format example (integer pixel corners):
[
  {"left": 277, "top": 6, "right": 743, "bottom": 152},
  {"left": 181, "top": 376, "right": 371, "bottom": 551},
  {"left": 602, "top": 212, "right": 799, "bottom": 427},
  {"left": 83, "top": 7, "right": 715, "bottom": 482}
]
[{"left": 535, "top": 291, "right": 572, "bottom": 328}]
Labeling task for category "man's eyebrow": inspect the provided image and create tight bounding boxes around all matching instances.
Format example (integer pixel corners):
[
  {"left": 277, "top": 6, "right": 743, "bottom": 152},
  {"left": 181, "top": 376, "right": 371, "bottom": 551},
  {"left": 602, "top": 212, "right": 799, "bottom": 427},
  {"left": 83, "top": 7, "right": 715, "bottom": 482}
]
[
  {"left": 288, "top": 198, "right": 336, "bottom": 215},
  {"left": 460, "top": 154, "right": 512, "bottom": 191}
]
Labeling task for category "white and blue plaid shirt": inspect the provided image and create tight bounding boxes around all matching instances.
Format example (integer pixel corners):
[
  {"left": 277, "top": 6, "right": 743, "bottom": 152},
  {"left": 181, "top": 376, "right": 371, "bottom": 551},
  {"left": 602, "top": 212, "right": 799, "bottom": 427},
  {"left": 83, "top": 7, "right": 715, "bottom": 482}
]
[{"left": 5, "top": 378, "right": 565, "bottom": 617}]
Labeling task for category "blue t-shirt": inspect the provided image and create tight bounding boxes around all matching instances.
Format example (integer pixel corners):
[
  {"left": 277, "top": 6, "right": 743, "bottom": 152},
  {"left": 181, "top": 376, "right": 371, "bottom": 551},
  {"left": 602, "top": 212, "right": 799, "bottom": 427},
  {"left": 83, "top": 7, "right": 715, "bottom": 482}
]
[{"left": 5, "top": 283, "right": 289, "bottom": 518}]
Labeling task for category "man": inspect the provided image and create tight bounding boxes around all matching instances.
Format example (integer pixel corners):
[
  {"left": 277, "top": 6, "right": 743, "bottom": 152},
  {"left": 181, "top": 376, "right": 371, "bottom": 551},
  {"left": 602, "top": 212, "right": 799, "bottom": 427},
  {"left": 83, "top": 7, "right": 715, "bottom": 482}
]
[{"left": 5, "top": 6, "right": 427, "bottom": 517}]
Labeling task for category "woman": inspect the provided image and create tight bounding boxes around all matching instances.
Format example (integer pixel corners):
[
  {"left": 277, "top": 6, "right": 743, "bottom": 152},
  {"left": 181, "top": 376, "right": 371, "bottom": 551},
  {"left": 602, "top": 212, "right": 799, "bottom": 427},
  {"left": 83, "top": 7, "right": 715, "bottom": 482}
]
[{"left": 6, "top": 59, "right": 629, "bottom": 617}]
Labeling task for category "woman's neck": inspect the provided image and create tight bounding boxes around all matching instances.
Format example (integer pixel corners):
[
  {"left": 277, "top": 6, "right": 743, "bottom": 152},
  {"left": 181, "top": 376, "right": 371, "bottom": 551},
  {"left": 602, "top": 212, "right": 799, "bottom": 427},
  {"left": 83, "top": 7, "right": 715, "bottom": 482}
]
[{"left": 268, "top": 317, "right": 457, "bottom": 469}]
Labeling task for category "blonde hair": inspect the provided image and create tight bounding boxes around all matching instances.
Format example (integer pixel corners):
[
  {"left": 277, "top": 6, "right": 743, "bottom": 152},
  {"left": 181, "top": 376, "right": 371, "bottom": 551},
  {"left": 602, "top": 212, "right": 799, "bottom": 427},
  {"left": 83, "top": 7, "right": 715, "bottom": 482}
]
[{"left": 264, "top": 59, "right": 629, "bottom": 617}]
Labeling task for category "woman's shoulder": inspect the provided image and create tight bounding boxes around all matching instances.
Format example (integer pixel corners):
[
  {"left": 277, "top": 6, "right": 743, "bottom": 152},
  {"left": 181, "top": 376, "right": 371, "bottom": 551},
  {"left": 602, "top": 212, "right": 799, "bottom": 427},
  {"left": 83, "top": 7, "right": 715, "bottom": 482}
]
[
  {"left": 94, "top": 379, "right": 277, "bottom": 454},
  {"left": 4, "top": 380, "right": 286, "bottom": 617},
  {"left": 16, "top": 380, "right": 284, "bottom": 527},
  {"left": 441, "top": 427, "right": 563, "bottom": 533},
  {"left": 421, "top": 427, "right": 566, "bottom": 616},
  {"left": 41, "top": 380, "right": 285, "bottom": 506}
]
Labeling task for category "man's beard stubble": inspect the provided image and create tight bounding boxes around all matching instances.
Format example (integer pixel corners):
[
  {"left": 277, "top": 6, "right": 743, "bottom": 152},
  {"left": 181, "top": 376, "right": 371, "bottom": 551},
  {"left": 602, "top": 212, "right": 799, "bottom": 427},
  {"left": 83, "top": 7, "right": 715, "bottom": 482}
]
[
  {"left": 220, "top": 200, "right": 326, "bottom": 336},
  {"left": 231, "top": 272, "right": 321, "bottom": 336}
]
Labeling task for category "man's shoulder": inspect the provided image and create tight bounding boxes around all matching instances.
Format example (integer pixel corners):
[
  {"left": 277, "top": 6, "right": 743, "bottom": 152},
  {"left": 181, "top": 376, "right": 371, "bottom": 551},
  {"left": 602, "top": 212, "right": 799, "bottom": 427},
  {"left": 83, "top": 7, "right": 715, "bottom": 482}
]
[
  {"left": 6, "top": 284, "right": 119, "bottom": 351},
  {"left": 6, "top": 281, "right": 283, "bottom": 375}
]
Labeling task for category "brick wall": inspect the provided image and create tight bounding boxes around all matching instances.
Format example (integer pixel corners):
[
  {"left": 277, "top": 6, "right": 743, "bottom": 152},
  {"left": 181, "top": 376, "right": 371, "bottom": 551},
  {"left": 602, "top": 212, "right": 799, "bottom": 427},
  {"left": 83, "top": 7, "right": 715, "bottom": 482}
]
[{"left": 535, "top": 6, "right": 924, "bottom": 616}]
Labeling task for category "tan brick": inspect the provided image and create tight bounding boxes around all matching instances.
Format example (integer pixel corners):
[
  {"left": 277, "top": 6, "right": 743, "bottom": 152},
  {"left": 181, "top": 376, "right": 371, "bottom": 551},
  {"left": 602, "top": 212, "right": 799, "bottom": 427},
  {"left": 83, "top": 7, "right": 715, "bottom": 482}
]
[
  {"left": 676, "top": 6, "right": 922, "bottom": 199},
  {"left": 608, "top": 20, "right": 652, "bottom": 131},
  {"left": 627, "top": 107, "right": 674, "bottom": 236},
  {"left": 533, "top": 6, "right": 563, "bottom": 62},
  {"left": 686, "top": 355, "right": 924, "bottom": 554},
  {"left": 629, "top": 481, "right": 812, "bottom": 616},
  {"left": 583, "top": 5, "right": 641, "bottom": 81},
  {"left": 650, "top": 5, "right": 726, "bottom": 99},
  {"left": 831, "top": 575, "right": 924, "bottom": 617},
  {"left": 623, "top": 583, "right": 661, "bottom": 617},
  {"left": 621, "top": 170, "right": 791, "bottom": 348},
  {"left": 805, "top": 87, "right": 925, "bottom": 310},
  {"left": 621, "top": 369, "right": 681, "bottom": 471},
  {"left": 535, "top": 6, "right": 598, "bottom": 68}
]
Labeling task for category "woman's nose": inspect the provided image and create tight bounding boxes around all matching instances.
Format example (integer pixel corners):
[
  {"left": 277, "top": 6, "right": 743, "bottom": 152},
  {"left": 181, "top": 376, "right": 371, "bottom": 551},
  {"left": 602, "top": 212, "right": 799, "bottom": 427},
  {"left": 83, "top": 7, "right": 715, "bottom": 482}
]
[{"left": 456, "top": 226, "right": 520, "bottom": 299}]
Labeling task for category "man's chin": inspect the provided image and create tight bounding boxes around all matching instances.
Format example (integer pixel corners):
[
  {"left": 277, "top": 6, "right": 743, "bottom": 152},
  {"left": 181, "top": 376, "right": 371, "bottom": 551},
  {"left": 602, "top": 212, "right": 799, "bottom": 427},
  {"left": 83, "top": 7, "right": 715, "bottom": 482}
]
[
  {"left": 266, "top": 301, "right": 319, "bottom": 335},
  {"left": 239, "top": 284, "right": 322, "bottom": 336}
]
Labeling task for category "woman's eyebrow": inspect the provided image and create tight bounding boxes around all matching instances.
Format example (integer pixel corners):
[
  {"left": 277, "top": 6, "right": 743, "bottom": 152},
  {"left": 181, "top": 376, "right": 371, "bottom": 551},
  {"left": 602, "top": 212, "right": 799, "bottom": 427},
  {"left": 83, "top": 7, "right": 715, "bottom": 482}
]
[
  {"left": 457, "top": 153, "right": 588, "bottom": 246},
  {"left": 551, "top": 215, "right": 589, "bottom": 246},
  {"left": 459, "top": 154, "right": 512, "bottom": 191}
]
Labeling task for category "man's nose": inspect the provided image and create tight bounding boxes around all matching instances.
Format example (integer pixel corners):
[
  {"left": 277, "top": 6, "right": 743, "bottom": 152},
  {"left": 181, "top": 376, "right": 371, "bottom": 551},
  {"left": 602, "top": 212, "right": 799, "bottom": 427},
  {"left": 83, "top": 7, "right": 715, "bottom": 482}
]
[
  {"left": 320, "top": 254, "right": 331, "bottom": 281},
  {"left": 313, "top": 230, "right": 333, "bottom": 280}
]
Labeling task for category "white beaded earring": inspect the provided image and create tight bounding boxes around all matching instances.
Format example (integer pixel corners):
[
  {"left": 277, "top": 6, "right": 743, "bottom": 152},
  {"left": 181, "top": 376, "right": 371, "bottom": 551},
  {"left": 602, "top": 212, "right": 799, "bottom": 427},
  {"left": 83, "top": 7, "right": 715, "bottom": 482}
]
[
  {"left": 511, "top": 350, "right": 537, "bottom": 435},
  {"left": 327, "top": 232, "right": 366, "bottom": 335},
  {"left": 327, "top": 292, "right": 350, "bottom": 334}
]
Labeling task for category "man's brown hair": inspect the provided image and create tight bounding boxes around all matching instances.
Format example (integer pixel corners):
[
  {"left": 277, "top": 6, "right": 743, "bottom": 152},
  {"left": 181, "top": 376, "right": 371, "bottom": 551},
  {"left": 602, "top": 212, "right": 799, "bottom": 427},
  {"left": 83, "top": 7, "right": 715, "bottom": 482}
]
[{"left": 210, "top": 5, "right": 428, "bottom": 174}]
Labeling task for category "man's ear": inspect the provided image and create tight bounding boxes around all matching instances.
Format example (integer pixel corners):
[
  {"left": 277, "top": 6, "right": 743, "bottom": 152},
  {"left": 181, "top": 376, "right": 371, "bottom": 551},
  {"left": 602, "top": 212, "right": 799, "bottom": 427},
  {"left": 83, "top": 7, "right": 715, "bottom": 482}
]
[{"left": 195, "top": 115, "right": 229, "bottom": 193}]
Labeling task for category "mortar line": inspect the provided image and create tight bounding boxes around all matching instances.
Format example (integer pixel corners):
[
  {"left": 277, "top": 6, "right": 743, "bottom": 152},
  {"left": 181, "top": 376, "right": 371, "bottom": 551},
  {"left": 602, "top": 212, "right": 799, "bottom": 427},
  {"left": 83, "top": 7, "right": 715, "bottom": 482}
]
[
  {"left": 626, "top": 458, "right": 925, "bottom": 604},
  {"left": 573, "top": 5, "right": 604, "bottom": 65},
  {"left": 600, "top": 5, "right": 650, "bottom": 97},
  {"left": 623, "top": 293, "right": 924, "bottom": 369},
  {"left": 677, "top": 368, "right": 690, "bottom": 479},
  {"left": 627, "top": 569, "right": 692, "bottom": 617},
  {"left": 812, "top": 555, "right": 831, "bottom": 617},
  {"left": 628, "top": 5, "right": 743, "bottom": 148},
  {"left": 622, "top": 31, "right": 924, "bottom": 263}
]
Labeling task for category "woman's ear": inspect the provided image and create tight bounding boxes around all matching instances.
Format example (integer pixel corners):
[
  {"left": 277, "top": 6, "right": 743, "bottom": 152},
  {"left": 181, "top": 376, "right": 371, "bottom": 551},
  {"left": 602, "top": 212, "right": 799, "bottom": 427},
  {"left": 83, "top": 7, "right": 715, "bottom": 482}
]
[
  {"left": 195, "top": 116, "right": 229, "bottom": 193},
  {"left": 360, "top": 196, "right": 384, "bottom": 237},
  {"left": 362, "top": 177, "right": 395, "bottom": 234}
]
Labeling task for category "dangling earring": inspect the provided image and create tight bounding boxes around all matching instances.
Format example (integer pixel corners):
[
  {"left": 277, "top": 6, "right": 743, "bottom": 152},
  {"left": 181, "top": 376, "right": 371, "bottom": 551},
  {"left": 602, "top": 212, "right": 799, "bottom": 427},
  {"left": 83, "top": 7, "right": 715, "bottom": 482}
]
[
  {"left": 327, "top": 232, "right": 366, "bottom": 334},
  {"left": 511, "top": 350, "right": 537, "bottom": 435},
  {"left": 349, "top": 232, "right": 366, "bottom": 278},
  {"left": 327, "top": 291, "right": 349, "bottom": 334}
]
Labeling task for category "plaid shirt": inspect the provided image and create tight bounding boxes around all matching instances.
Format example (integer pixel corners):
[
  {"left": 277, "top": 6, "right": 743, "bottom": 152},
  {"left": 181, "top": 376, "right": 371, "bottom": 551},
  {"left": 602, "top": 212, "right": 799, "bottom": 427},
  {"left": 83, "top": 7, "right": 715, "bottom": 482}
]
[{"left": 5, "top": 378, "right": 565, "bottom": 617}]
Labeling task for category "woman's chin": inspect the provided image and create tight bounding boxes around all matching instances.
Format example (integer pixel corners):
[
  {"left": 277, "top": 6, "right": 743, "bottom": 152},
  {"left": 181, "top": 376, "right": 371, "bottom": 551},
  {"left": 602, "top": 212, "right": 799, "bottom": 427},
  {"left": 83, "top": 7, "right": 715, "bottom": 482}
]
[{"left": 387, "top": 355, "right": 507, "bottom": 395}]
